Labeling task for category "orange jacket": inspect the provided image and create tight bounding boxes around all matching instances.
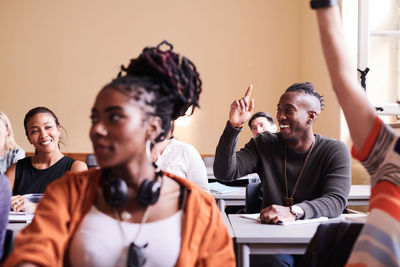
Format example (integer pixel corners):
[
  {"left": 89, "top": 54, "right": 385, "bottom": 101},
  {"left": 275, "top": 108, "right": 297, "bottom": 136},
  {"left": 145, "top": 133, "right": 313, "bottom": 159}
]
[{"left": 4, "top": 168, "right": 235, "bottom": 267}]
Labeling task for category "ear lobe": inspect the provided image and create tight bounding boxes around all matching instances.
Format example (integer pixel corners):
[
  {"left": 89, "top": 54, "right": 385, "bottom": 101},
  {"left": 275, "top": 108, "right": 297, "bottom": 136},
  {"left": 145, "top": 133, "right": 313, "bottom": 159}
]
[
  {"left": 307, "top": 111, "right": 318, "bottom": 124},
  {"left": 146, "top": 117, "right": 163, "bottom": 142}
]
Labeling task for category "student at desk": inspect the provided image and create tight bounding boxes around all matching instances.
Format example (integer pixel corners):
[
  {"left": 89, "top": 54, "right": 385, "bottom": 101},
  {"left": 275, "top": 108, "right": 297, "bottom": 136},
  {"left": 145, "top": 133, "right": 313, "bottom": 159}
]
[
  {"left": 214, "top": 83, "right": 351, "bottom": 265},
  {"left": 312, "top": 0, "right": 400, "bottom": 265},
  {"left": 5, "top": 107, "right": 87, "bottom": 212},
  {"left": 0, "top": 111, "right": 25, "bottom": 174},
  {"left": 151, "top": 121, "right": 209, "bottom": 193}
]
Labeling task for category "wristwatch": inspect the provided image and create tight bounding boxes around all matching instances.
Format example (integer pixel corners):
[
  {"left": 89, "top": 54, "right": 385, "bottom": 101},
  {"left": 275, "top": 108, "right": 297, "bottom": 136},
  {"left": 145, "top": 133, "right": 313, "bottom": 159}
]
[{"left": 290, "top": 205, "right": 304, "bottom": 220}]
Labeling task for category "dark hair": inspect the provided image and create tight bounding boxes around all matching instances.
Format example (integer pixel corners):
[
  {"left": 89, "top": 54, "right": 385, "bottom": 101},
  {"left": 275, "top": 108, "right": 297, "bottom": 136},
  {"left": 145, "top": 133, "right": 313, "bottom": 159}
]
[
  {"left": 285, "top": 82, "right": 324, "bottom": 110},
  {"left": 23, "top": 106, "right": 61, "bottom": 137},
  {"left": 248, "top": 112, "right": 274, "bottom": 128},
  {"left": 103, "top": 40, "right": 202, "bottom": 142}
]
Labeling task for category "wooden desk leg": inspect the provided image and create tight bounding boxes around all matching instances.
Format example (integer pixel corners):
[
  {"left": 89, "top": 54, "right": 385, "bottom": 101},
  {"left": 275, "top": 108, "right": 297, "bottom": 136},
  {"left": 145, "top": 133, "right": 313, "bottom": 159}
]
[{"left": 238, "top": 244, "right": 250, "bottom": 267}]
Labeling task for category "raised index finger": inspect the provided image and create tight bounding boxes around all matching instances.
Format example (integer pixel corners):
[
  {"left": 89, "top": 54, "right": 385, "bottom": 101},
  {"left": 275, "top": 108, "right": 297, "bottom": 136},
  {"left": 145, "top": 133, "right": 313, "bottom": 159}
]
[{"left": 244, "top": 85, "right": 253, "bottom": 98}]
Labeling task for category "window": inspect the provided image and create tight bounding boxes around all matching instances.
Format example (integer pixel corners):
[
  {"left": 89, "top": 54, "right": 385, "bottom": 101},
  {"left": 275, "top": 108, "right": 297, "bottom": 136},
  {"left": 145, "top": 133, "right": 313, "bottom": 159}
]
[{"left": 349, "top": 0, "right": 400, "bottom": 117}]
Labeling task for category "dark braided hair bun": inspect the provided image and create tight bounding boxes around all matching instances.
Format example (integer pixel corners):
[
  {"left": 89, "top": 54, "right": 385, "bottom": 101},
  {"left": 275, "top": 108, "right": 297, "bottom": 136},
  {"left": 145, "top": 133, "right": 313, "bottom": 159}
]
[{"left": 118, "top": 40, "right": 202, "bottom": 120}]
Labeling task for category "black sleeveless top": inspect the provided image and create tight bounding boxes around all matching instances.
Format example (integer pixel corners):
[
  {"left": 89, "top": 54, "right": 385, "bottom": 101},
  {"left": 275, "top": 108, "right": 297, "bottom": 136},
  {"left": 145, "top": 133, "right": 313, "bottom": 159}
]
[{"left": 13, "top": 156, "right": 75, "bottom": 195}]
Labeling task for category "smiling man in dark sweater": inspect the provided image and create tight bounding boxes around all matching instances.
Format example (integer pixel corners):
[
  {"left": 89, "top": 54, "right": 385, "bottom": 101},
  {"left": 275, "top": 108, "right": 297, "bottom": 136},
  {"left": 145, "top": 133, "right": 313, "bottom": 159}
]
[{"left": 214, "top": 83, "right": 351, "bottom": 223}]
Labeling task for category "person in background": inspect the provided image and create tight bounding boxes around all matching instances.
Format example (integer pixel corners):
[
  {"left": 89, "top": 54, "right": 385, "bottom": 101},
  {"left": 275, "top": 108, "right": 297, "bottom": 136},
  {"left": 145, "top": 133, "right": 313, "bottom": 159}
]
[
  {"left": 312, "top": 0, "right": 400, "bottom": 265},
  {"left": 246, "top": 111, "right": 277, "bottom": 183},
  {"left": 4, "top": 41, "right": 235, "bottom": 267},
  {"left": 5, "top": 107, "right": 87, "bottom": 211},
  {"left": 214, "top": 83, "right": 351, "bottom": 266},
  {"left": 0, "top": 111, "right": 25, "bottom": 174},
  {"left": 248, "top": 111, "right": 277, "bottom": 137},
  {"left": 0, "top": 174, "right": 11, "bottom": 261},
  {"left": 152, "top": 121, "right": 210, "bottom": 193}
]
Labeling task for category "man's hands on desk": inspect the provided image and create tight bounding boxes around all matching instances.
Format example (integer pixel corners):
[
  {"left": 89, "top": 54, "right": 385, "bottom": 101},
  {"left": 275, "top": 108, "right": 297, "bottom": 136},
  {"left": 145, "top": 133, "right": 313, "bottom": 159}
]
[{"left": 259, "top": 205, "right": 297, "bottom": 224}]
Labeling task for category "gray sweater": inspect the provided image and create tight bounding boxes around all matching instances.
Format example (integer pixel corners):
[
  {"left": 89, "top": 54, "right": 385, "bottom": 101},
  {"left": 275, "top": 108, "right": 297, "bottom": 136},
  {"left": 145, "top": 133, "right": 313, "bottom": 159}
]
[{"left": 213, "top": 123, "right": 351, "bottom": 219}]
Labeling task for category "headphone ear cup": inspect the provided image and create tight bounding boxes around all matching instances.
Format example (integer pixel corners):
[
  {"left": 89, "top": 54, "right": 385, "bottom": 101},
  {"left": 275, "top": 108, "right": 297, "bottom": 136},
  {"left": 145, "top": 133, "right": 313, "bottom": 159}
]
[
  {"left": 137, "top": 179, "right": 161, "bottom": 206},
  {"left": 102, "top": 170, "right": 128, "bottom": 206}
]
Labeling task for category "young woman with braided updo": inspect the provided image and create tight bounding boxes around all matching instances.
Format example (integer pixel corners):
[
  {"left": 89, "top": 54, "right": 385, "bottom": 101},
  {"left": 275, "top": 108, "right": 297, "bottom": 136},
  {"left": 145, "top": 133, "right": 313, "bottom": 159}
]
[{"left": 4, "top": 41, "right": 235, "bottom": 267}]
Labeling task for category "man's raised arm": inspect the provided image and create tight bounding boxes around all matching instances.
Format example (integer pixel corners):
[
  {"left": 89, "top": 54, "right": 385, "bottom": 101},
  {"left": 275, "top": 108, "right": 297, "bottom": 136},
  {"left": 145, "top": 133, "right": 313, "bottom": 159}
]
[{"left": 213, "top": 85, "right": 257, "bottom": 180}]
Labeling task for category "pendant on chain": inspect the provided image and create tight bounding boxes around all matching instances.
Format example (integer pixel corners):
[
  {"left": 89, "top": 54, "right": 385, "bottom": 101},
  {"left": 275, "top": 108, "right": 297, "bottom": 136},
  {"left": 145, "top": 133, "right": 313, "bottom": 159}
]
[
  {"left": 121, "top": 210, "right": 132, "bottom": 221},
  {"left": 284, "top": 196, "right": 293, "bottom": 206}
]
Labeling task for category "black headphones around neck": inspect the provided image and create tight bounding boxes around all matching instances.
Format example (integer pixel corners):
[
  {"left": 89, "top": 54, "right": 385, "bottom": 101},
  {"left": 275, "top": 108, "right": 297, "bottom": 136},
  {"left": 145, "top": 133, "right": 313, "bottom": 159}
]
[{"left": 101, "top": 168, "right": 163, "bottom": 207}]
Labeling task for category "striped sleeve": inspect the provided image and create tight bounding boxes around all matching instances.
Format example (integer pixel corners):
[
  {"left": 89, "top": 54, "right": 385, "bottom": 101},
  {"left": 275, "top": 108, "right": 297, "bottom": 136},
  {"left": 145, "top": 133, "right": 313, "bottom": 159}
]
[
  {"left": 347, "top": 117, "right": 400, "bottom": 266},
  {"left": 346, "top": 182, "right": 400, "bottom": 267},
  {"left": 352, "top": 116, "right": 400, "bottom": 187}
]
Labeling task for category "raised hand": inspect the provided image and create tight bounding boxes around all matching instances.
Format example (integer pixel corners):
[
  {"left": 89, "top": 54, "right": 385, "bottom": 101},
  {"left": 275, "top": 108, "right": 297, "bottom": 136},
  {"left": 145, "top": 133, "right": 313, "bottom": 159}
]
[{"left": 228, "top": 85, "right": 255, "bottom": 127}]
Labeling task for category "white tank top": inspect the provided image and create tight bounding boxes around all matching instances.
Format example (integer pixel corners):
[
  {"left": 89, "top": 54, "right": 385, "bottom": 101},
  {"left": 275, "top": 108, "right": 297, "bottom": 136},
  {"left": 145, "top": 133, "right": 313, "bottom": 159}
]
[{"left": 69, "top": 206, "right": 182, "bottom": 267}]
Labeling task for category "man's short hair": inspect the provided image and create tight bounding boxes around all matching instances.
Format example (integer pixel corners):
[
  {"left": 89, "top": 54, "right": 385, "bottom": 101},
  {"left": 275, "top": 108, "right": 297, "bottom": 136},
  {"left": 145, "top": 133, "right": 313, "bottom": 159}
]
[
  {"left": 285, "top": 82, "right": 324, "bottom": 111},
  {"left": 248, "top": 112, "right": 275, "bottom": 128}
]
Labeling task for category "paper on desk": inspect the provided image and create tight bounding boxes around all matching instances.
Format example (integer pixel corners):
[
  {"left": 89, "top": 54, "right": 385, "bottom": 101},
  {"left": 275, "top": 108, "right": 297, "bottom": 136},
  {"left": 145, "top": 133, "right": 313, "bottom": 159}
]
[
  {"left": 241, "top": 213, "right": 260, "bottom": 221},
  {"left": 209, "top": 182, "right": 239, "bottom": 194},
  {"left": 277, "top": 217, "right": 328, "bottom": 225},
  {"left": 8, "top": 211, "right": 27, "bottom": 223},
  {"left": 240, "top": 214, "right": 328, "bottom": 225},
  {"left": 341, "top": 213, "right": 368, "bottom": 223}
]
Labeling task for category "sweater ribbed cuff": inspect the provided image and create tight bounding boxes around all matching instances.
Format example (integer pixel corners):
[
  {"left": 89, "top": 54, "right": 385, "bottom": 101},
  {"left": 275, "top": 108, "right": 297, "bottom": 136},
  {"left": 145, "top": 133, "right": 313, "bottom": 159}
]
[{"left": 228, "top": 121, "right": 244, "bottom": 129}]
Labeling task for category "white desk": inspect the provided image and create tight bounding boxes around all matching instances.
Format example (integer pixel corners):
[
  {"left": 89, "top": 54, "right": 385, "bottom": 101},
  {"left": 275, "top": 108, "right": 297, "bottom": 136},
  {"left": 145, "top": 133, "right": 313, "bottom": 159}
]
[
  {"left": 5, "top": 222, "right": 28, "bottom": 254},
  {"left": 228, "top": 214, "right": 361, "bottom": 267},
  {"left": 348, "top": 185, "right": 371, "bottom": 206},
  {"left": 212, "top": 187, "right": 246, "bottom": 211},
  {"left": 7, "top": 222, "right": 27, "bottom": 233},
  {"left": 212, "top": 185, "right": 371, "bottom": 211},
  {"left": 221, "top": 210, "right": 234, "bottom": 238}
]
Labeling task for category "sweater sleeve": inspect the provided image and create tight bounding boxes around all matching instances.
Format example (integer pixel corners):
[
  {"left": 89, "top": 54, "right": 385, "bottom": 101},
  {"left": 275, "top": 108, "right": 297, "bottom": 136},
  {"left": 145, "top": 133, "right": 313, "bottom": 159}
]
[
  {"left": 299, "top": 140, "right": 352, "bottom": 219},
  {"left": 213, "top": 122, "right": 259, "bottom": 181},
  {"left": 353, "top": 117, "right": 400, "bottom": 187}
]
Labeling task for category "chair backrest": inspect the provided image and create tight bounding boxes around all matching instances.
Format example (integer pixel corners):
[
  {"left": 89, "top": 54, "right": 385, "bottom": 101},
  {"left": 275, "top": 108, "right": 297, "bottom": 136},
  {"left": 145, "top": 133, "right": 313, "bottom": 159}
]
[
  {"left": 1, "top": 229, "right": 13, "bottom": 263},
  {"left": 202, "top": 156, "right": 215, "bottom": 179},
  {"left": 299, "top": 222, "right": 364, "bottom": 267},
  {"left": 202, "top": 156, "right": 214, "bottom": 167},
  {"left": 245, "top": 182, "right": 263, "bottom": 213},
  {"left": 85, "top": 154, "right": 98, "bottom": 169}
]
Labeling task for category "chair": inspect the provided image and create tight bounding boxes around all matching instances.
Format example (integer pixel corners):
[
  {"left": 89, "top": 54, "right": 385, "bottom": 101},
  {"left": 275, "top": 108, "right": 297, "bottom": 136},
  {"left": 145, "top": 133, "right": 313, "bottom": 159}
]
[
  {"left": 1, "top": 229, "right": 13, "bottom": 263},
  {"left": 85, "top": 154, "right": 98, "bottom": 169},
  {"left": 245, "top": 182, "right": 263, "bottom": 213},
  {"left": 299, "top": 221, "right": 364, "bottom": 267},
  {"left": 204, "top": 155, "right": 250, "bottom": 186},
  {"left": 202, "top": 155, "right": 215, "bottom": 179}
]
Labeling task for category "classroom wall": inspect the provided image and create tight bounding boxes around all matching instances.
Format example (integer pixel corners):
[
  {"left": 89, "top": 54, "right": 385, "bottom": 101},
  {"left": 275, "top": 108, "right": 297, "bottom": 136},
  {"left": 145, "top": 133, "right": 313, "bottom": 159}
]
[{"left": 0, "top": 0, "right": 340, "bottom": 155}]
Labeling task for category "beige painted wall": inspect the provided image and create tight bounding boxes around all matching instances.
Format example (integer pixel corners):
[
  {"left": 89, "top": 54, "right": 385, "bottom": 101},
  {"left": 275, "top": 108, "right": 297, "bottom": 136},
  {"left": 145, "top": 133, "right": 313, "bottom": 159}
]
[{"left": 0, "top": 0, "right": 340, "bottom": 155}]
